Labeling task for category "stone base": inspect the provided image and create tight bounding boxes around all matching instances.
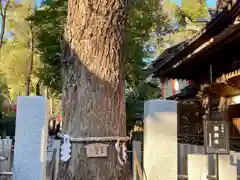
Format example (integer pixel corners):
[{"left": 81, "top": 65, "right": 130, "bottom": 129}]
[
  {"left": 219, "top": 155, "right": 237, "bottom": 180},
  {"left": 188, "top": 154, "right": 208, "bottom": 180},
  {"left": 144, "top": 100, "right": 177, "bottom": 180}
]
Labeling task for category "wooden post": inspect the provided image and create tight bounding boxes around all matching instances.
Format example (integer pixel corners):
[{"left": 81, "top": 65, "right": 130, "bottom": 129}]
[
  {"left": 132, "top": 141, "right": 141, "bottom": 176},
  {"left": 0, "top": 137, "right": 2, "bottom": 172},
  {"left": 133, "top": 158, "right": 137, "bottom": 180}
]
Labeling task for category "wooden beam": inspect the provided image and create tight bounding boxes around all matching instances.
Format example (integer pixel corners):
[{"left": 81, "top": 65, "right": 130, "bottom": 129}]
[{"left": 133, "top": 151, "right": 143, "bottom": 180}]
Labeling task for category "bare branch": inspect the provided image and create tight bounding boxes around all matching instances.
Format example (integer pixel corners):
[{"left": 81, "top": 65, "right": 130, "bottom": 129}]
[{"left": 0, "top": 0, "right": 11, "bottom": 51}]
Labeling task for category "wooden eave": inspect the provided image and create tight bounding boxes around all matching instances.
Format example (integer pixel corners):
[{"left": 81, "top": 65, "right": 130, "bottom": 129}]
[
  {"left": 151, "top": 41, "right": 186, "bottom": 66},
  {"left": 175, "top": 23, "right": 240, "bottom": 69},
  {"left": 204, "top": 70, "right": 240, "bottom": 97},
  {"left": 160, "top": 23, "right": 240, "bottom": 81},
  {"left": 168, "top": 70, "right": 240, "bottom": 100},
  {"left": 151, "top": 1, "right": 240, "bottom": 80}
]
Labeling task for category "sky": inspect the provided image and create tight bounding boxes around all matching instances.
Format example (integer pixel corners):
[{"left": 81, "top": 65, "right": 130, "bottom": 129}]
[
  {"left": 172, "top": 0, "right": 216, "bottom": 7},
  {"left": 35, "top": 0, "right": 43, "bottom": 7},
  {"left": 206, "top": 0, "right": 217, "bottom": 6}
]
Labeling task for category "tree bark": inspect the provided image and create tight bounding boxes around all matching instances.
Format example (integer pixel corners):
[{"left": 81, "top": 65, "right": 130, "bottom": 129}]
[
  {"left": 25, "top": 25, "right": 34, "bottom": 96},
  {"left": 36, "top": 80, "right": 40, "bottom": 96},
  {"left": 57, "top": 0, "right": 129, "bottom": 179}
]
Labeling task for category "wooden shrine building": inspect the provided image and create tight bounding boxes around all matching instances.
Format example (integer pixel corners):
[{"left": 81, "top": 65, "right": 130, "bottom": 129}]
[{"left": 148, "top": 0, "right": 240, "bottom": 150}]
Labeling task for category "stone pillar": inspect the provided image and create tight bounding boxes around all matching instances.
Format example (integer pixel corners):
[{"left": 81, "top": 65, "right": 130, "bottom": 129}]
[
  {"left": 178, "top": 143, "right": 188, "bottom": 176},
  {"left": 219, "top": 155, "right": 237, "bottom": 180},
  {"left": 53, "top": 140, "right": 60, "bottom": 180},
  {"left": 208, "top": 154, "right": 215, "bottom": 176},
  {"left": 144, "top": 100, "right": 177, "bottom": 180},
  {"left": 188, "top": 154, "right": 208, "bottom": 180},
  {"left": 13, "top": 96, "right": 48, "bottom": 180},
  {"left": 230, "top": 152, "right": 240, "bottom": 176},
  {"left": 237, "top": 160, "right": 240, "bottom": 177}
]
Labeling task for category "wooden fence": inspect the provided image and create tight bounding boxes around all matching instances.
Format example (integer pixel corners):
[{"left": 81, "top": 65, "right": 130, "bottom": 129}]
[
  {"left": 0, "top": 137, "right": 13, "bottom": 180},
  {"left": 133, "top": 151, "right": 144, "bottom": 180},
  {"left": 0, "top": 137, "right": 60, "bottom": 180},
  {"left": 4, "top": 138, "right": 234, "bottom": 180},
  {"left": 131, "top": 142, "right": 240, "bottom": 180},
  {"left": 46, "top": 139, "right": 60, "bottom": 180}
]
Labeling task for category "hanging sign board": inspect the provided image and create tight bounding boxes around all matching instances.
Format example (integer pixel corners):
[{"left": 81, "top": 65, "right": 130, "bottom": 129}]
[
  {"left": 204, "top": 121, "right": 229, "bottom": 154},
  {"left": 85, "top": 143, "right": 108, "bottom": 158}
]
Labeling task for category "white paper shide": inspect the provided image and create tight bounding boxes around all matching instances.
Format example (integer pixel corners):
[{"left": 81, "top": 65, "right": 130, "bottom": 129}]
[{"left": 60, "top": 134, "right": 71, "bottom": 162}]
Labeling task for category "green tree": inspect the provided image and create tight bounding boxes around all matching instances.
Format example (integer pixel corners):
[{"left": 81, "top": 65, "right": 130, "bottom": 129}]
[
  {"left": 0, "top": 71, "right": 9, "bottom": 112},
  {"left": 153, "top": 0, "right": 209, "bottom": 55},
  {"left": 0, "top": 0, "right": 11, "bottom": 50},
  {"left": 0, "top": 0, "right": 39, "bottom": 99},
  {"left": 28, "top": 0, "right": 168, "bottom": 178},
  {"left": 124, "top": 0, "right": 165, "bottom": 87},
  {"left": 177, "top": 0, "right": 209, "bottom": 27},
  {"left": 55, "top": 0, "right": 130, "bottom": 178},
  {"left": 28, "top": 0, "right": 67, "bottom": 94},
  {"left": 126, "top": 0, "right": 209, "bottom": 129},
  {"left": 29, "top": 0, "right": 167, "bottom": 132},
  {"left": 30, "top": 0, "right": 165, "bottom": 93},
  {"left": 126, "top": 79, "right": 161, "bottom": 130}
]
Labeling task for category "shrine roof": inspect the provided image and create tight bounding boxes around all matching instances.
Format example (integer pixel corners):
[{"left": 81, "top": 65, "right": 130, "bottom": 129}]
[{"left": 149, "top": 1, "right": 240, "bottom": 82}]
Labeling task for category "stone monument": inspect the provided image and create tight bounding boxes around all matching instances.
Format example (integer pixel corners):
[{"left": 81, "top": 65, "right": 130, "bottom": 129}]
[
  {"left": 188, "top": 154, "right": 208, "bottom": 180},
  {"left": 144, "top": 100, "right": 177, "bottom": 180},
  {"left": 13, "top": 96, "right": 48, "bottom": 180},
  {"left": 219, "top": 155, "right": 237, "bottom": 180}
]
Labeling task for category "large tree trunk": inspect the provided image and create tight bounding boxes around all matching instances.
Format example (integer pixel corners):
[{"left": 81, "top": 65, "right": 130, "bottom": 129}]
[{"left": 57, "top": 0, "right": 129, "bottom": 179}]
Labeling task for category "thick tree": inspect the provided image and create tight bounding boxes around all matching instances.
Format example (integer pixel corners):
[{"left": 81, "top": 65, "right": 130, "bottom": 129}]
[
  {"left": 57, "top": 0, "right": 129, "bottom": 179},
  {"left": 30, "top": 0, "right": 162, "bottom": 93},
  {"left": 29, "top": 0, "right": 164, "bottom": 133}
]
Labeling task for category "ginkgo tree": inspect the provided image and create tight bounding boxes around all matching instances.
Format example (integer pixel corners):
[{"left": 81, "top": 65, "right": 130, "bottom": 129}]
[
  {"left": 28, "top": 0, "right": 168, "bottom": 133},
  {"left": 29, "top": 0, "right": 166, "bottom": 93},
  {"left": 28, "top": 0, "right": 168, "bottom": 178},
  {"left": 0, "top": 0, "right": 39, "bottom": 99},
  {"left": 0, "top": 0, "right": 11, "bottom": 49}
]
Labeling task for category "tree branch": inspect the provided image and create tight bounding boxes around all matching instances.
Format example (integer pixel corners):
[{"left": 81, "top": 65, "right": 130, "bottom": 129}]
[{"left": 0, "top": 0, "right": 11, "bottom": 51}]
